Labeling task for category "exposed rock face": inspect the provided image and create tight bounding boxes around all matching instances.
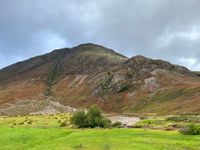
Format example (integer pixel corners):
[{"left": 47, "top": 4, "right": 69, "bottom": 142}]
[
  {"left": 0, "top": 43, "right": 200, "bottom": 115},
  {"left": 120, "top": 55, "right": 192, "bottom": 79}
]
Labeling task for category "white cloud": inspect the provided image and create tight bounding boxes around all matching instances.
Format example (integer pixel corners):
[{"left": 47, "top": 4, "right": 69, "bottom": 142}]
[
  {"left": 32, "top": 31, "right": 69, "bottom": 51},
  {"left": 178, "top": 57, "right": 200, "bottom": 70},
  {"left": 178, "top": 57, "right": 197, "bottom": 65},
  {"left": 1, "top": 0, "right": 200, "bottom": 70},
  {"left": 158, "top": 26, "right": 200, "bottom": 48},
  {"left": 179, "top": 26, "right": 200, "bottom": 41}
]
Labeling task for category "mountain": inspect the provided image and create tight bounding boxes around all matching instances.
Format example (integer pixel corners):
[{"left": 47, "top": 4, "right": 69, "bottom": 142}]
[{"left": 0, "top": 43, "right": 200, "bottom": 115}]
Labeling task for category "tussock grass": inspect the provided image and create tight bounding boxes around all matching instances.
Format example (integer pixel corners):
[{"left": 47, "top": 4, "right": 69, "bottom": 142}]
[{"left": 0, "top": 113, "right": 71, "bottom": 128}]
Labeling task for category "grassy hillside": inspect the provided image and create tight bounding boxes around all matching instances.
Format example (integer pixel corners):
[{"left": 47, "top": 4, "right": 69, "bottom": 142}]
[{"left": 128, "top": 86, "right": 200, "bottom": 114}]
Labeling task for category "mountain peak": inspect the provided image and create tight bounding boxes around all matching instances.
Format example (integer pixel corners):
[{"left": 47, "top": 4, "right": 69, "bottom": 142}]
[
  {"left": 71, "top": 43, "right": 127, "bottom": 61},
  {"left": 130, "top": 55, "right": 150, "bottom": 61},
  {"left": 76, "top": 43, "right": 103, "bottom": 48},
  {"left": 0, "top": 43, "right": 199, "bottom": 115}
]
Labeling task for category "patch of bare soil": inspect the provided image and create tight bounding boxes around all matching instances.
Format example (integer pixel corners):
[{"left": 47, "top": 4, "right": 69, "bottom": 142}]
[{"left": 108, "top": 115, "right": 140, "bottom": 126}]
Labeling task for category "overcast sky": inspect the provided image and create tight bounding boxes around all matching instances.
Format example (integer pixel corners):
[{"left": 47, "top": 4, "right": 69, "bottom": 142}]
[{"left": 0, "top": 0, "right": 200, "bottom": 70}]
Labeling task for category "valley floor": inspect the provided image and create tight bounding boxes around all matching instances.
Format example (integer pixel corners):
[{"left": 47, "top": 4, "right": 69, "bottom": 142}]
[
  {"left": 0, "top": 114, "right": 200, "bottom": 150},
  {"left": 0, "top": 128, "right": 200, "bottom": 150}
]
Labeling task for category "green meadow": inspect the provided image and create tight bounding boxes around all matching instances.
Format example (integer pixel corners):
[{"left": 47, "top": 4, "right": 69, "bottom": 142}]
[{"left": 0, "top": 114, "right": 200, "bottom": 150}]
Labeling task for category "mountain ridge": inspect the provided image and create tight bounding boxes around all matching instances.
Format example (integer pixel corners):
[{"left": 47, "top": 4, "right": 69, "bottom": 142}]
[{"left": 0, "top": 43, "right": 200, "bottom": 115}]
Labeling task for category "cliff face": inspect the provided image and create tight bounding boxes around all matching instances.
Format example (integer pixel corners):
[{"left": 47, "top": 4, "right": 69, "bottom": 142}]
[{"left": 0, "top": 43, "right": 200, "bottom": 115}]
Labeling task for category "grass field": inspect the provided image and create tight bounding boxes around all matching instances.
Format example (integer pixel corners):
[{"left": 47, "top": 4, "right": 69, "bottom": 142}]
[
  {"left": 135, "top": 115, "right": 200, "bottom": 130},
  {"left": 1, "top": 128, "right": 200, "bottom": 150},
  {"left": 0, "top": 113, "right": 72, "bottom": 128},
  {"left": 0, "top": 114, "right": 200, "bottom": 150}
]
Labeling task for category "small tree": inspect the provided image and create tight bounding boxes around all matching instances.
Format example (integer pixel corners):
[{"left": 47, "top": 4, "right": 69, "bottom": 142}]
[
  {"left": 71, "top": 105, "right": 111, "bottom": 128},
  {"left": 84, "top": 105, "right": 103, "bottom": 128},
  {"left": 70, "top": 110, "right": 86, "bottom": 128}
]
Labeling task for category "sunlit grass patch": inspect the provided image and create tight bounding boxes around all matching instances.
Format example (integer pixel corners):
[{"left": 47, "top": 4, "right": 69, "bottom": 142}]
[
  {"left": 0, "top": 128, "right": 200, "bottom": 150},
  {"left": 0, "top": 113, "right": 72, "bottom": 128}
]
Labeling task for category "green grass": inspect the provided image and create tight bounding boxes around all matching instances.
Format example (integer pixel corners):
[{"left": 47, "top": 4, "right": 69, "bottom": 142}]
[
  {"left": 0, "top": 128, "right": 200, "bottom": 150},
  {"left": 135, "top": 115, "right": 200, "bottom": 130},
  {"left": 0, "top": 113, "right": 72, "bottom": 128},
  {"left": 0, "top": 114, "right": 200, "bottom": 150}
]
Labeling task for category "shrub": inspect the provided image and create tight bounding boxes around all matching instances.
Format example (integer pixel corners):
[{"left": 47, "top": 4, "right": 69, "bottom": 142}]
[
  {"left": 71, "top": 111, "right": 86, "bottom": 128},
  {"left": 71, "top": 105, "right": 111, "bottom": 128},
  {"left": 18, "top": 122, "right": 24, "bottom": 125},
  {"left": 148, "top": 121, "right": 152, "bottom": 124},
  {"left": 27, "top": 120, "right": 33, "bottom": 124},
  {"left": 112, "top": 121, "right": 122, "bottom": 128},
  {"left": 98, "top": 118, "right": 111, "bottom": 128},
  {"left": 84, "top": 106, "right": 104, "bottom": 128},
  {"left": 179, "top": 124, "right": 200, "bottom": 135},
  {"left": 59, "top": 122, "right": 67, "bottom": 127}
]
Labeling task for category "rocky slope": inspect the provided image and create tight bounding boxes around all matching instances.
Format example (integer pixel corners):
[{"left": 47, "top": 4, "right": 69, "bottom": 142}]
[{"left": 0, "top": 43, "right": 200, "bottom": 115}]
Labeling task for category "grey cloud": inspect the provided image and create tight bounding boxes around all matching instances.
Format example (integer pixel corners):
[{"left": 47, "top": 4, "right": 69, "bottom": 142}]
[{"left": 0, "top": 0, "right": 200, "bottom": 70}]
